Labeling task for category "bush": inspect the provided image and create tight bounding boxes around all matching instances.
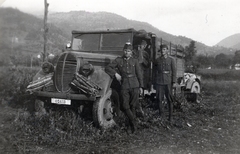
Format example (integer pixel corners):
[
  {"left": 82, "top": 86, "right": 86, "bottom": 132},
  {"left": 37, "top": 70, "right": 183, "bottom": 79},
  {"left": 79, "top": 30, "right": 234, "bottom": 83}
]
[{"left": 0, "top": 66, "right": 39, "bottom": 108}]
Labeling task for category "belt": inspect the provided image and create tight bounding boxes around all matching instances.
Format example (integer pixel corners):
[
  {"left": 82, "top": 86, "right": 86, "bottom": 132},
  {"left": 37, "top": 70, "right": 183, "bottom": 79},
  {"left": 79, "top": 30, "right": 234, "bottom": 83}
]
[
  {"left": 163, "top": 71, "right": 170, "bottom": 74},
  {"left": 123, "top": 74, "right": 135, "bottom": 78},
  {"left": 157, "top": 71, "right": 170, "bottom": 74}
]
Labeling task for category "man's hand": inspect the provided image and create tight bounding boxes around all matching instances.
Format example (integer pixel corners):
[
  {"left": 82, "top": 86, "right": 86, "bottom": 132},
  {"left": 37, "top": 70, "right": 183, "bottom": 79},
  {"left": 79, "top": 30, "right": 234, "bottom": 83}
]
[
  {"left": 139, "top": 87, "right": 143, "bottom": 95},
  {"left": 115, "top": 73, "right": 122, "bottom": 82},
  {"left": 172, "top": 83, "right": 177, "bottom": 88}
]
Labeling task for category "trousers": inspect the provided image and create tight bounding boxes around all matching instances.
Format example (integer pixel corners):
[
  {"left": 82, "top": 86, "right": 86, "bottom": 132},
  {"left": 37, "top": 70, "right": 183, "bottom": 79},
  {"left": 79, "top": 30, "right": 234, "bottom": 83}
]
[{"left": 156, "top": 84, "right": 173, "bottom": 121}]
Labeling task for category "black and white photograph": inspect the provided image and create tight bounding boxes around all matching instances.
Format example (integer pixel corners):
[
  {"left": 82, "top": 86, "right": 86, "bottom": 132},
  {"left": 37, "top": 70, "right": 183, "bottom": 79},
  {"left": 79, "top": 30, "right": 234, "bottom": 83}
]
[{"left": 0, "top": 0, "right": 240, "bottom": 153}]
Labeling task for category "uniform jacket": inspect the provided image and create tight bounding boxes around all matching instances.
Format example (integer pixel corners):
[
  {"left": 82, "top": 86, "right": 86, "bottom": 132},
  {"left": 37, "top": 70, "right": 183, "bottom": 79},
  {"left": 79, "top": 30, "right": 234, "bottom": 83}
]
[
  {"left": 133, "top": 49, "right": 150, "bottom": 69},
  {"left": 105, "top": 56, "right": 143, "bottom": 90},
  {"left": 133, "top": 49, "right": 150, "bottom": 88},
  {"left": 154, "top": 56, "right": 176, "bottom": 85}
]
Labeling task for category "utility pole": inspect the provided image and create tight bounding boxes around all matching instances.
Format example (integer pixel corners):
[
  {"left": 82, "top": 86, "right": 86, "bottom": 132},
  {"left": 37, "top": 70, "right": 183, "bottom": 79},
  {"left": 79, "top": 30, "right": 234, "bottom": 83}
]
[{"left": 43, "top": 0, "right": 49, "bottom": 62}]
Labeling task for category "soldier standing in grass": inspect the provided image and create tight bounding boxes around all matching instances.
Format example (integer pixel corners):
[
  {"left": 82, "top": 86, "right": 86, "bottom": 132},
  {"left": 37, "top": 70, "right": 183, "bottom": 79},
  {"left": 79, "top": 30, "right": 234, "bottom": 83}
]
[
  {"left": 154, "top": 44, "right": 176, "bottom": 122},
  {"left": 105, "top": 42, "right": 143, "bottom": 133}
]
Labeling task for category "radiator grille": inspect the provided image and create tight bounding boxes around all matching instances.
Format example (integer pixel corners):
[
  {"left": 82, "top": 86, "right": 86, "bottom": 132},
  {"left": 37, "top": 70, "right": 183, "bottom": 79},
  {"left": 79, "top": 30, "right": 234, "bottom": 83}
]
[{"left": 55, "top": 53, "right": 77, "bottom": 92}]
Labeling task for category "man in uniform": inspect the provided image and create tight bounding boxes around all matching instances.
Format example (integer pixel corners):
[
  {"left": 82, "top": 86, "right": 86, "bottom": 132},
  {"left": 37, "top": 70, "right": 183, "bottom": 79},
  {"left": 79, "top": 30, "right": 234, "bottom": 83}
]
[
  {"left": 133, "top": 40, "right": 150, "bottom": 118},
  {"left": 105, "top": 42, "right": 143, "bottom": 133},
  {"left": 134, "top": 40, "right": 150, "bottom": 75},
  {"left": 137, "top": 40, "right": 151, "bottom": 88},
  {"left": 154, "top": 44, "right": 176, "bottom": 122}
]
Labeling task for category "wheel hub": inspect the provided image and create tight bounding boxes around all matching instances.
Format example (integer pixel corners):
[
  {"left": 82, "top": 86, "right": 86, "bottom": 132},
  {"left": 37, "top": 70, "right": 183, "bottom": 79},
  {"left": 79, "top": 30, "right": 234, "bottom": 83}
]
[{"left": 103, "top": 99, "right": 114, "bottom": 121}]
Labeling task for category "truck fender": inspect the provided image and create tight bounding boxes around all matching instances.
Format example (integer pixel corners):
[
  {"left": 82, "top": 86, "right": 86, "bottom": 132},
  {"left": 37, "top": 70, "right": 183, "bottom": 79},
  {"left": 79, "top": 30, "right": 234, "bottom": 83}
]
[
  {"left": 185, "top": 79, "right": 201, "bottom": 93},
  {"left": 88, "top": 69, "right": 112, "bottom": 96},
  {"left": 184, "top": 73, "right": 201, "bottom": 92},
  {"left": 185, "top": 79, "right": 195, "bottom": 90}
]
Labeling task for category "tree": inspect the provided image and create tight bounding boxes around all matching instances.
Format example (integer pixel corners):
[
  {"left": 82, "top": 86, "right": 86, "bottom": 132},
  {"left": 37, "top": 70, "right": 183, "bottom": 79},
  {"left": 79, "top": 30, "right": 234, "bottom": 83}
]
[
  {"left": 233, "top": 50, "right": 240, "bottom": 64},
  {"left": 214, "top": 53, "right": 231, "bottom": 68},
  {"left": 185, "top": 41, "right": 197, "bottom": 62},
  {"left": 195, "top": 54, "right": 215, "bottom": 68},
  {"left": 184, "top": 41, "right": 197, "bottom": 72}
]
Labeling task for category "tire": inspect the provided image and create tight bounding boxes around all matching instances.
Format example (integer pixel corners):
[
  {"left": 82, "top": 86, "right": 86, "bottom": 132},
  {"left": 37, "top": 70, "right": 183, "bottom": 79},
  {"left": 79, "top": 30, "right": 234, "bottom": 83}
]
[
  {"left": 186, "top": 81, "right": 201, "bottom": 102},
  {"left": 92, "top": 89, "right": 117, "bottom": 129},
  {"left": 190, "top": 81, "right": 201, "bottom": 93}
]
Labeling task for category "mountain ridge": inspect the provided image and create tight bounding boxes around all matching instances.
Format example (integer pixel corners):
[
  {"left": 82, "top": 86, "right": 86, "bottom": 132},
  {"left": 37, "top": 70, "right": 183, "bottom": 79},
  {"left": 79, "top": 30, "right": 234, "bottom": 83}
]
[
  {"left": 0, "top": 7, "right": 237, "bottom": 57},
  {"left": 0, "top": 7, "right": 69, "bottom": 65},
  {"left": 47, "top": 11, "right": 237, "bottom": 55},
  {"left": 216, "top": 33, "right": 240, "bottom": 49}
]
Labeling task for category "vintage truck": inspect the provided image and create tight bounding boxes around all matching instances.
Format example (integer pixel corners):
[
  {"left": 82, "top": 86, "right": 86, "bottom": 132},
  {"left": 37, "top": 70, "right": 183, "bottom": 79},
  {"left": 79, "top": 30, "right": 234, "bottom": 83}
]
[{"left": 27, "top": 28, "right": 201, "bottom": 128}]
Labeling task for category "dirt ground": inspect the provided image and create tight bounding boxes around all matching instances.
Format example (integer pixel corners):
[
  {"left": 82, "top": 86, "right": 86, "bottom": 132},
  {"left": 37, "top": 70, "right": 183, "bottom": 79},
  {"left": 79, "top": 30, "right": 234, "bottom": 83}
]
[{"left": 0, "top": 85, "right": 240, "bottom": 154}]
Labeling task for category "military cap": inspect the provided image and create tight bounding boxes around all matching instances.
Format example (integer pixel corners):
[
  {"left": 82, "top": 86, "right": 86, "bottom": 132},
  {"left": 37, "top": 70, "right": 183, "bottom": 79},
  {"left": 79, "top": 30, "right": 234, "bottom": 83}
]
[
  {"left": 141, "top": 40, "right": 147, "bottom": 45},
  {"left": 42, "top": 61, "right": 54, "bottom": 73},
  {"left": 79, "top": 63, "right": 94, "bottom": 76},
  {"left": 160, "top": 44, "right": 168, "bottom": 50},
  {"left": 123, "top": 42, "right": 133, "bottom": 50},
  {"left": 82, "top": 63, "right": 93, "bottom": 70}
]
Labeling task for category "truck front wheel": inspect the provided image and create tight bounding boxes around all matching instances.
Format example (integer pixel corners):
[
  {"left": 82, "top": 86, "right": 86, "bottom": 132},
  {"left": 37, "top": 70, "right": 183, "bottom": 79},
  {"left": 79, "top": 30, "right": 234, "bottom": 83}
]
[{"left": 92, "top": 90, "right": 117, "bottom": 129}]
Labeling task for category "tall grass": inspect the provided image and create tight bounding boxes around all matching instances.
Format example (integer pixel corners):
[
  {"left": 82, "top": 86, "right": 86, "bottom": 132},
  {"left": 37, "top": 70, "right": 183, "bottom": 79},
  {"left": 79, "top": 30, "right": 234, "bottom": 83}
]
[
  {"left": 12, "top": 108, "right": 129, "bottom": 153},
  {"left": 10, "top": 78, "right": 240, "bottom": 153},
  {"left": 2, "top": 66, "right": 240, "bottom": 153},
  {"left": 201, "top": 80, "right": 240, "bottom": 96},
  {"left": 0, "top": 66, "right": 127, "bottom": 152},
  {"left": 0, "top": 66, "right": 40, "bottom": 108}
]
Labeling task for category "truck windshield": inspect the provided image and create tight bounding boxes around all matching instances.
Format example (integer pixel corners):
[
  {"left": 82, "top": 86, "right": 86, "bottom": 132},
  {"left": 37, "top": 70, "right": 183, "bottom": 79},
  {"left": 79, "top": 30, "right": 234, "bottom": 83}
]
[{"left": 72, "top": 32, "right": 132, "bottom": 51}]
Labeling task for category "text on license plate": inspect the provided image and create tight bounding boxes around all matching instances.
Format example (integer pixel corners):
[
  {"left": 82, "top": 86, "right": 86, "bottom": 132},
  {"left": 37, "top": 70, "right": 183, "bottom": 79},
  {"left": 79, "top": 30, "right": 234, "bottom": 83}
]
[{"left": 51, "top": 98, "right": 71, "bottom": 105}]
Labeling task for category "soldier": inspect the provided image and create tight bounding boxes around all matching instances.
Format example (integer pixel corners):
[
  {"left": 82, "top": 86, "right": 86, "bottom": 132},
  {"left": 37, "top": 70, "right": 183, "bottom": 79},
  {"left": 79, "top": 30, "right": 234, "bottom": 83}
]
[
  {"left": 134, "top": 40, "right": 150, "bottom": 73},
  {"left": 134, "top": 40, "right": 150, "bottom": 86},
  {"left": 154, "top": 44, "right": 176, "bottom": 122},
  {"left": 105, "top": 42, "right": 143, "bottom": 133},
  {"left": 133, "top": 40, "right": 150, "bottom": 118}
]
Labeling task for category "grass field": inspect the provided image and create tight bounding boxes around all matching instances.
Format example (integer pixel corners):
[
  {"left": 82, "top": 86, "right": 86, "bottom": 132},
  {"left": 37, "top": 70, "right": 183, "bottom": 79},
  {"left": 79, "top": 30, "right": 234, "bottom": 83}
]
[
  {"left": 0, "top": 67, "right": 240, "bottom": 153},
  {"left": 197, "top": 68, "right": 240, "bottom": 80}
]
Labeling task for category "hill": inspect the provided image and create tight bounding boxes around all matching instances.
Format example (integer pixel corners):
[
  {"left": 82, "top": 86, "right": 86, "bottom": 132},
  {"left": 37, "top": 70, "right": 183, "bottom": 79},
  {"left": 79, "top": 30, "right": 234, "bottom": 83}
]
[
  {"left": 0, "top": 7, "right": 235, "bottom": 63},
  {"left": 47, "top": 11, "right": 180, "bottom": 43},
  {"left": 0, "top": 7, "right": 69, "bottom": 65},
  {"left": 47, "top": 11, "right": 233, "bottom": 55},
  {"left": 47, "top": 11, "right": 197, "bottom": 49},
  {"left": 216, "top": 33, "right": 240, "bottom": 50}
]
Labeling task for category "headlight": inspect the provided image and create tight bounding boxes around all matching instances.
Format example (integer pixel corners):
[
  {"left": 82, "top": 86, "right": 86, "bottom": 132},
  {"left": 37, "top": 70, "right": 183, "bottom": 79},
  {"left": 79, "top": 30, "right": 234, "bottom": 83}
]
[
  {"left": 42, "top": 62, "right": 54, "bottom": 74},
  {"left": 66, "top": 42, "right": 71, "bottom": 48}
]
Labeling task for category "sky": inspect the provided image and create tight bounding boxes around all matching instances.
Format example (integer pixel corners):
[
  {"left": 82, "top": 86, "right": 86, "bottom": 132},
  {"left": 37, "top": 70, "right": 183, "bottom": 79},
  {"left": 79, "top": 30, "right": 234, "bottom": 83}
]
[{"left": 1, "top": 0, "right": 240, "bottom": 46}]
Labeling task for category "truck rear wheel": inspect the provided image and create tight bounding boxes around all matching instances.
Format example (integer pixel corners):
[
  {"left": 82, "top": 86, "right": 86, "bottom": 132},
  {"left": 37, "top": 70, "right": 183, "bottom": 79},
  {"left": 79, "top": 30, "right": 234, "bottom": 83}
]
[{"left": 92, "top": 90, "right": 116, "bottom": 129}]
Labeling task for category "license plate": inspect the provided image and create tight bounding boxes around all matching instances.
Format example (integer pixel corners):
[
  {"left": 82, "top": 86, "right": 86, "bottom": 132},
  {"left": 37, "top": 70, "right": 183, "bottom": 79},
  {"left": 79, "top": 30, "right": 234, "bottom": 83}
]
[{"left": 51, "top": 98, "right": 71, "bottom": 105}]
